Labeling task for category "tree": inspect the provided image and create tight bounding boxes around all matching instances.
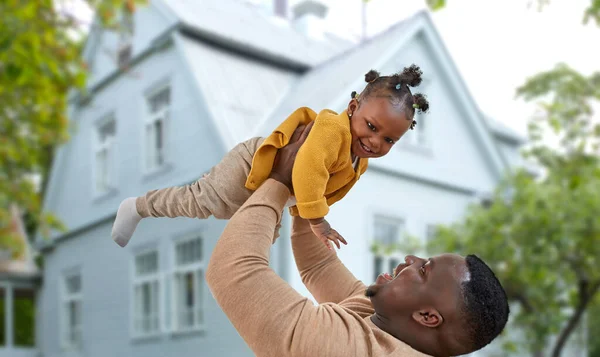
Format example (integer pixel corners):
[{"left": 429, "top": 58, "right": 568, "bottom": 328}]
[{"left": 0, "top": 0, "right": 142, "bottom": 257}]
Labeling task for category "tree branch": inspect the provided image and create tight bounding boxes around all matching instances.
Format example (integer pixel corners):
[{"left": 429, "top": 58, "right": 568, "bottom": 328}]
[{"left": 550, "top": 279, "right": 599, "bottom": 357}]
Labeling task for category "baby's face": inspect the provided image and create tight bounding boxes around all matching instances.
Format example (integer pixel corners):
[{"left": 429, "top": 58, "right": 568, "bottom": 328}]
[{"left": 348, "top": 97, "right": 411, "bottom": 159}]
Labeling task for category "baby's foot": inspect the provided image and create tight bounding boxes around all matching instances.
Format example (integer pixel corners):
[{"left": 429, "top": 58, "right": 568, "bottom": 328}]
[{"left": 111, "top": 197, "right": 142, "bottom": 247}]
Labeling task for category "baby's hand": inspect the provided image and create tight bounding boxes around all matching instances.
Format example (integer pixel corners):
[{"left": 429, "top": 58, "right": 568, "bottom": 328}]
[{"left": 309, "top": 218, "right": 347, "bottom": 250}]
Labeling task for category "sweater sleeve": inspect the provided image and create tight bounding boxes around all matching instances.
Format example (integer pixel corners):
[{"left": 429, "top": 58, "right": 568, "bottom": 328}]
[
  {"left": 291, "top": 118, "right": 347, "bottom": 219},
  {"left": 291, "top": 216, "right": 367, "bottom": 304},
  {"left": 205, "top": 179, "right": 370, "bottom": 357}
]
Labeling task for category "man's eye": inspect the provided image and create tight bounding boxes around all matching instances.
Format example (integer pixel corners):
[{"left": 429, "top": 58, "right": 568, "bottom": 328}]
[{"left": 420, "top": 266, "right": 426, "bottom": 275}]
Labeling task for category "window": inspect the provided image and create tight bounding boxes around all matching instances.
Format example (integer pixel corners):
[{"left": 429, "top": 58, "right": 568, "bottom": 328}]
[
  {"left": 171, "top": 237, "right": 204, "bottom": 331},
  {"left": 404, "top": 116, "right": 428, "bottom": 147},
  {"left": 61, "top": 273, "right": 82, "bottom": 349},
  {"left": 425, "top": 224, "right": 438, "bottom": 254},
  {"left": 117, "top": 7, "right": 134, "bottom": 67},
  {"left": 132, "top": 250, "right": 161, "bottom": 337},
  {"left": 372, "top": 216, "right": 405, "bottom": 281},
  {"left": 94, "top": 118, "right": 116, "bottom": 194},
  {"left": 144, "top": 86, "right": 170, "bottom": 172}
]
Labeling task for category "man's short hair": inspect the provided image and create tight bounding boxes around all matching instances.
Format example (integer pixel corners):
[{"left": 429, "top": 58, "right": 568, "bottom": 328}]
[{"left": 458, "top": 254, "right": 510, "bottom": 353}]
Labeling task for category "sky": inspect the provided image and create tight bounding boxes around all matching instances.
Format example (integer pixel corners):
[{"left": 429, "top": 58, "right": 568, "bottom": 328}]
[{"left": 68, "top": 0, "right": 600, "bottom": 137}]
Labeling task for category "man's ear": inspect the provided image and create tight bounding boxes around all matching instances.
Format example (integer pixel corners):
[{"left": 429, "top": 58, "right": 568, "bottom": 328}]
[{"left": 412, "top": 309, "right": 443, "bottom": 328}]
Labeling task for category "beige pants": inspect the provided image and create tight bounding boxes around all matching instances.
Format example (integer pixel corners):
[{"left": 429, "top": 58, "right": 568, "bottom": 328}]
[{"left": 135, "top": 137, "right": 283, "bottom": 240}]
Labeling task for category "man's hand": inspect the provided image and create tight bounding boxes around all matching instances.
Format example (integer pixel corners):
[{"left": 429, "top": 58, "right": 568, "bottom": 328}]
[{"left": 269, "top": 121, "right": 314, "bottom": 192}]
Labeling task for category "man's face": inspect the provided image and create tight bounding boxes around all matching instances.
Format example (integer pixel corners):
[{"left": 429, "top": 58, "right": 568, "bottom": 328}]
[{"left": 366, "top": 254, "right": 469, "bottom": 329}]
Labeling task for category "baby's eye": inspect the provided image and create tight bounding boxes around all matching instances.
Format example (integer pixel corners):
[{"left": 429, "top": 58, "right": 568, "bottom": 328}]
[
  {"left": 367, "top": 122, "right": 376, "bottom": 131},
  {"left": 385, "top": 138, "right": 394, "bottom": 144}
]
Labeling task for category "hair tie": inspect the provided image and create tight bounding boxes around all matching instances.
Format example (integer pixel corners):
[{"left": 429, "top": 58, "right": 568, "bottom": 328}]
[
  {"left": 395, "top": 83, "right": 402, "bottom": 90},
  {"left": 413, "top": 103, "right": 419, "bottom": 109}
]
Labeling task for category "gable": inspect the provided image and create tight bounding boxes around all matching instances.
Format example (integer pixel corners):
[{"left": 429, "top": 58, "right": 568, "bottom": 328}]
[
  {"left": 255, "top": 10, "right": 509, "bottom": 193},
  {"left": 175, "top": 34, "right": 299, "bottom": 150}
]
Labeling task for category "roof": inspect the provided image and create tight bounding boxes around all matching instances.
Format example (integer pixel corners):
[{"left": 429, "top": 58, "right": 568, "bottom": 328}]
[
  {"left": 163, "top": 0, "right": 352, "bottom": 68},
  {"left": 253, "top": 10, "right": 512, "bottom": 178},
  {"left": 0, "top": 205, "right": 39, "bottom": 279},
  {"left": 176, "top": 34, "right": 299, "bottom": 149},
  {"left": 253, "top": 14, "right": 418, "bottom": 137},
  {"left": 485, "top": 115, "right": 527, "bottom": 144}
]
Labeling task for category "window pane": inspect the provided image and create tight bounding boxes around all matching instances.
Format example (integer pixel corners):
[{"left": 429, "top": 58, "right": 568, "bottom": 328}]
[
  {"left": 374, "top": 218, "right": 400, "bottom": 246},
  {"left": 155, "top": 120, "right": 163, "bottom": 166},
  {"left": 98, "top": 120, "right": 115, "bottom": 143},
  {"left": 135, "top": 251, "right": 158, "bottom": 276},
  {"left": 0, "top": 288, "right": 5, "bottom": 346},
  {"left": 176, "top": 238, "right": 202, "bottom": 266},
  {"left": 388, "top": 258, "right": 400, "bottom": 275},
  {"left": 65, "top": 275, "right": 81, "bottom": 295},
  {"left": 196, "top": 270, "right": 204, "bottom": 325},
  {"left": 148, "top": 88, "right": 170, "bottom": 114},
  {"left": 145, "top": 124, "right": 155, "bottom": 169},
  {"left": 373, "top": 256, "right": 383, "bottom": 282},
  {"left": 96, "top": 149, "right": 107, "bottom": 191},
  {"left": 14, "top": 289, "right": 35, "bottom": 347},
  {"left": 66, "top": 300, "right": 81, "bottom": 346}
]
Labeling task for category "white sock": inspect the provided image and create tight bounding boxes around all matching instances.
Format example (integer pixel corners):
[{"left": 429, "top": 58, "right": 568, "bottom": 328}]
[{"left": 112, "top": 197, "right": 142, "bottom": 247}]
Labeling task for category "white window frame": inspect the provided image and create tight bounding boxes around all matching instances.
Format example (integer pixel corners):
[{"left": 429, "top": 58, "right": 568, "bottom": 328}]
[
  {"left": 130, "top": 248, "right": 163, "bottom": 339},
  {"left": 92, "top": 115, "right": 116, "bottom": 196},
  {"left": 371, "top": 215, "right": 406, "bottom": 282},
  {"left": 143, "top": 84, "right": 170, "bottom": 174},
  {"left": 399, "top": 79, "right": 431, "bottom": 150},
  {"left": 170, "top": 235, "right": 205, "bottom": 333},
  {"left": 116, "top": 7, "right": 133, "bottom": 68},
  {"left": 425, "top": 224, "right": 438, "bottom": 254},
  {"left": 60, "top": 271, "right": 82, "bottom": 350},
  {"left": 402, "top": 115, "right": 429, "bottom": 148}
]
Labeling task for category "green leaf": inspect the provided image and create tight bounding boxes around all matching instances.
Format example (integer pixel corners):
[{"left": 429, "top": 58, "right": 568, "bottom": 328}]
[{"left": 426, "top": 0, "right": 446, "bottom": 11}]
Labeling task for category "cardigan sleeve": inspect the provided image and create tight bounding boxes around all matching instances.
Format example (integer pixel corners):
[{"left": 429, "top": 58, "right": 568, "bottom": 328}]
[{"left": 291, "top": 117, "right": 348, "bottom": 219}]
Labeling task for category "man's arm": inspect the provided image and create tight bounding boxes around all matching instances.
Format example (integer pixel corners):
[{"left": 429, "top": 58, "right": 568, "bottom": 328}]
[
  {"left": 205, "top": 180, "right": 369, "bottom": 357},
  {"left": 291, "top": 216, "right": 367, "bottom": 304}
]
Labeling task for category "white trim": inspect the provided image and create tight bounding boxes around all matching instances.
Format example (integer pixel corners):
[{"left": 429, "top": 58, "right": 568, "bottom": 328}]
[
  {"left": 417, "top": 11, "right": 508, "bottom": 176},
  {"left": 169, "top": 234, "right": 206, "bottom": 334},
  {"left": 327, "top": 11, "right": 507, "bottom": 180},
  {"left": 91, "top": 113, "right": 117, "bottom": 199},
  {"left": 141, "top": 79, "right": 172, "bottom": 177},
  {"left": 60, "top": 270, "right": 83, "bottom": 351},
  {"left": 130, "top": 247, "right": 163, "bottom": 340},
  {"left": 370, "top": 214, "right": 407, "bottom": 279}
]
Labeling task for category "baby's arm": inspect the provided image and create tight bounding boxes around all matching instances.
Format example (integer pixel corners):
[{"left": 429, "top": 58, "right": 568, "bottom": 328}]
[
  {"left": 308, "top": 218, "right": 347, "bottom": 250},
  {"left": 291, "top": 118, "right": 349, "bottom": 248}
]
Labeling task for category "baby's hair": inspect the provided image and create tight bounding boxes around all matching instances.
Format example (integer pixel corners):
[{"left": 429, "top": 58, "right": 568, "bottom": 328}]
[{"left": 351, "top": 64, "right": 430, "bottom": 130}]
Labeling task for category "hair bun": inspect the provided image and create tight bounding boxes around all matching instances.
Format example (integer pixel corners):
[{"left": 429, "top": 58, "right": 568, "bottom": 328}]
[
  {"left": 413, "top": 93, "right": 429, "bottom": 113},
  {"left": 400, "top": 64, "right": 423, "bottom": 87},
  {"left": 364, "top": 69, "right": 380, "bottom": 83}
]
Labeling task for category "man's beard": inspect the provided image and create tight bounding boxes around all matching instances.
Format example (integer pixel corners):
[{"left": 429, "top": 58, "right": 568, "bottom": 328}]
[{"left": 365, "top": 287, "right": 376, "bottom": 297}]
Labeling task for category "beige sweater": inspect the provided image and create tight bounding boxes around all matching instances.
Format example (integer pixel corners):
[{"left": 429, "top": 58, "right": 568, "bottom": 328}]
[{"left": 206, "top": 179, "right": 432, "bottom": 357}]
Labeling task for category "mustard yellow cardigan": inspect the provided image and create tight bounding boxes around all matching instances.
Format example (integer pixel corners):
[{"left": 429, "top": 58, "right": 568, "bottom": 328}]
[{"left": 245, "top": 107, "right": 368, "bottom": 219}]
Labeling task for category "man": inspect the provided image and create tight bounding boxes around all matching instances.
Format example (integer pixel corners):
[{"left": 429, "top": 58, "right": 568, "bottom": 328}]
[{"left": 206, "top": 124, "right": 509, "bottom": 357}]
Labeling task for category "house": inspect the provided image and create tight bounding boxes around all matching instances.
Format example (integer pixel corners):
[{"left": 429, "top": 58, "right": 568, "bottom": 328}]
[
  {"left": 0, "top": 205, "right": 39, "bottom": 357},
  {"left": 30, "top": 0, "right": 568, "bottom": 356}
]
